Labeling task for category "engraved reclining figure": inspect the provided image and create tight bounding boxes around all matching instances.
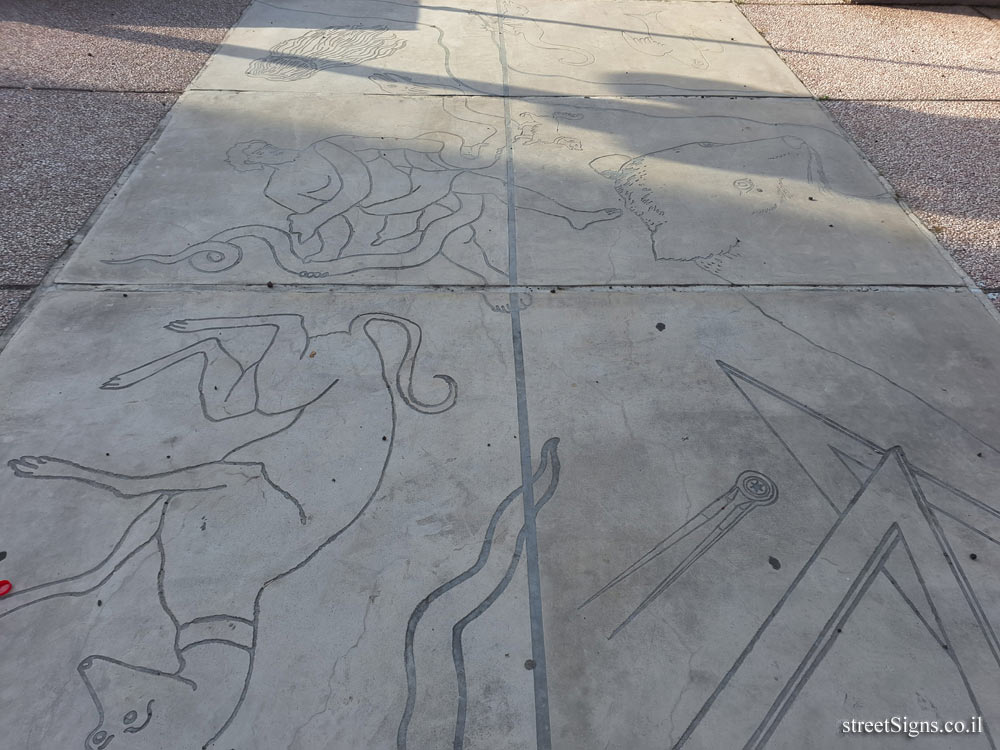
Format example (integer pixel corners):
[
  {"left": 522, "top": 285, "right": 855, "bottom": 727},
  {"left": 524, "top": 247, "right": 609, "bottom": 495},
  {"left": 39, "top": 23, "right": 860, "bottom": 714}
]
[
  {"left": 107, "top": 132, "right": 621, "bottom": 307},
  {"left": 590, "top": 136, "right": 880, "bottom": 276}
]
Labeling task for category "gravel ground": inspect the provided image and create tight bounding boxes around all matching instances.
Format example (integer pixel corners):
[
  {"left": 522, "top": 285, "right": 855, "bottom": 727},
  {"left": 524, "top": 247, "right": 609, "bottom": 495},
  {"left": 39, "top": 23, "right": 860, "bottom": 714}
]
[
  {"left": 0, "top": 90, "right": 176, "bottom": 286},
  {"left": 0, "top": 290, "right": 31, "bottom": 331},
  {"left": 824, "top": 99, "right": 1000, "bottom": 290},
  {"left": 738, "top": 0, "right": 848, "bottom": 5},
  {"left": 740, "top": 4, "right": 1000, "bottom": 99},
  {"left": 0, "top": 0, "right": 249, "bottom": 91}
]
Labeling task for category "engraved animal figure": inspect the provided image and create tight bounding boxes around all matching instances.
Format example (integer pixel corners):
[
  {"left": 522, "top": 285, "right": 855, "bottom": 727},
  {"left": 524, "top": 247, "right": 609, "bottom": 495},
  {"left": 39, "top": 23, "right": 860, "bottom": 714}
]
[
  {"left": 621, "top": 11, "right": 724, "bottom": 70},
  {"left": 590, "top": 136, "right": 831, "bottom": 275},
  {"left": 107, "top": 132, "right": 620, "bottom": 310},
  {"left": 4, "top": 312, "right": 456, "bottom": 749},
  {"left": 514, "top": 112, "right": 583, "bottom": 151},
  {"left": 246, "top": 25, "right": 406, "bottom": 81}
]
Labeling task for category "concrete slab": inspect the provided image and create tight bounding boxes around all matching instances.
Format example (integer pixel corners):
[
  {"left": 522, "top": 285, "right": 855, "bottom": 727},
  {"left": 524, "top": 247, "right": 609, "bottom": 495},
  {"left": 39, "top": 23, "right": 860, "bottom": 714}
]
[
  {"left": 495, "top": 0, "right": 810, "bottom": 97},
  {"left": 0, "top": 89, "right": 175, "bottom": 287},
  {"left": 0, "top": 0, "right": 250, "bottom": 91},
  {"left": 58, "top": 92, "right": 521, "bottom": 294},
  {"left": 741, "top": 5, "right": 1000, "bottom": 100},
  {"left": 512, "top": 97, "right": 962, "bottom": 286},
  {"left": 517, "top": 288, "right": 1000, "bottom": 748},
  {"left": 58, "top": 93, "right": 963, "bottom": 289},
  {"left": 191, "top": 0, "right": 506, "bottom": 95},
  {"left": 190, "top": 0, "right": 808, "bottom": 98},
  {"left": 4, "top": 287, "right": 999, "bottom": 748},
  {"left": 0, "top": 287, "right": 549, "bottom": 749}
]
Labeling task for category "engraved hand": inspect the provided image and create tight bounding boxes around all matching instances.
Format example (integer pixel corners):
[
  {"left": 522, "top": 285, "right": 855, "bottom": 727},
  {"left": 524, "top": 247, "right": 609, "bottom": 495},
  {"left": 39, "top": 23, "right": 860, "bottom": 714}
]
[{"left": 289, "top": 212, "right": 324, "bottom": 243}]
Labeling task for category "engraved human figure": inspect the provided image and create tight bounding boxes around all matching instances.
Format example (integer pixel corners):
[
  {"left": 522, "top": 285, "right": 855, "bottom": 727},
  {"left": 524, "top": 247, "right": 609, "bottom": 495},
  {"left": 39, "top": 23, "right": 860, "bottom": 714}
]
[
  {"left": 4, "top": 313, "right": 457, "bottom": 748},
  {"left": 590, "top": 136, "right": 842, "bottom": 276},
  {"left": 108, "top": 133, "right": 621, "bottom": 310}
]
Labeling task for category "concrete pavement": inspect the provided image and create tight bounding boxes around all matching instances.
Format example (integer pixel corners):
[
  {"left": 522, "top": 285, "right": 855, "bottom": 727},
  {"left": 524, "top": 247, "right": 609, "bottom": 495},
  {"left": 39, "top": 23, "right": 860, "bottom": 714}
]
[{"left": 1, "top": 1, "right": 999, "bottom": 748}]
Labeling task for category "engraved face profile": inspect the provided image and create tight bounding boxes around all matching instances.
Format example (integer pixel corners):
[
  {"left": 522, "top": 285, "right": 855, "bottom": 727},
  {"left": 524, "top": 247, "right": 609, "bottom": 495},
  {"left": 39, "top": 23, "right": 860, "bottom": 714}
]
[
  {"left": 590, "top": 136, "right": 823, "bottom": 264},
  {"left": 79, "top": 657, "right": 188, "bottom": 750},
  {"left": 225, "top": 140, "right": 300, "bottom": 171}
]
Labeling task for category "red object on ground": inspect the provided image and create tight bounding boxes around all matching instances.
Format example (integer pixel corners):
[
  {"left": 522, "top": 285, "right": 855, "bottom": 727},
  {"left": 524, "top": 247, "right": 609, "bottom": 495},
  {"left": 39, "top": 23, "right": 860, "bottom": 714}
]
[{"left": 0, "top": 580, "right": 12, "bottom": 597}]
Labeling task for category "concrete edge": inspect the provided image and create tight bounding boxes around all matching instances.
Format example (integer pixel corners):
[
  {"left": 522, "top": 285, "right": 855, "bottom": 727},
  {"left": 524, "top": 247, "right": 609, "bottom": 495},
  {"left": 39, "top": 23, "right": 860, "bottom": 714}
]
[
  {"left": 811, "top": 105, "right": 1000, "bottom": 324},
  {"left": 734, "top": 0, "right": 1000, "bottom": 324},
  {"left": 188, "top": 0, "right": 260, "bottom": 90}
]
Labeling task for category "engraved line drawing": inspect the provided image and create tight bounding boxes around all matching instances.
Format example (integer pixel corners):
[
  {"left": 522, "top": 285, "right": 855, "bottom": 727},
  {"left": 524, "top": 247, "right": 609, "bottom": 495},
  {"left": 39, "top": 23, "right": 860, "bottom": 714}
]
[
  {"left": 247, "top": 25, "right": 407, "bottom": 82},
  {"left": 104, "top": 119, "right": 619, "bottom": 309},
  {"left": 580, "top": 471, "right": 778, "bottom": 639},
  {"left": 490, "top": 1, "right": 595, "bottom": 67},
  {"left": 668, "top": 362, "right": 1000, "bottom": 748},
  {"left": 398, "top": 437, "right": 561, "bottom": 750},
  {"left": 479, "top": 2, "right": 764, "bottom": 95},
  {"left": 621, "top": 11, "right": 724, "bottom": 70},
  {"left": 514, "top": 111, "right": 583, "bottom": 151},
  {"left": 4, "top": 312, "right": 456, "bottom": 749},
  {"left": 254, "top": 1, "right": 493, "bottom": 95},
  {"left": 589, "top": 136, "right": 843, "bottom": 276},
  {"left": 369, "top": 71, "right": 464, "bottom": 95}
]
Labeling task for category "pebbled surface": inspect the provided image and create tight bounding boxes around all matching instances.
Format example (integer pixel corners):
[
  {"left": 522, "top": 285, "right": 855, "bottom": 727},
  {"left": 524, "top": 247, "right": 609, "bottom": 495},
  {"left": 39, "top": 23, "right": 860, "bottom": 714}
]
[
  {"left": 0, "top": 0, "right": 251, "bottom": 91},
  {"left": 0, "top": 89, "right": 176, "bottom": 286},
  {"left": 741, "top": 4, "right": 1000, "bottom": 100}
]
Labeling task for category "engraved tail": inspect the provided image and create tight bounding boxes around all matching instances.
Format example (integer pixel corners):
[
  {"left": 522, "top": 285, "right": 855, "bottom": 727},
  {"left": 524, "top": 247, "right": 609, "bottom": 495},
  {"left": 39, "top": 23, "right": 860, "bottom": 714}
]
[
  {"left": 103, "top": 200, "right": 481, "bottom": 279},
  {"left": 101, "top": 225, "right": 306, "bottom": 275},
  {"left": 350, "top": 313, "right": 458, "bottom": 415}
]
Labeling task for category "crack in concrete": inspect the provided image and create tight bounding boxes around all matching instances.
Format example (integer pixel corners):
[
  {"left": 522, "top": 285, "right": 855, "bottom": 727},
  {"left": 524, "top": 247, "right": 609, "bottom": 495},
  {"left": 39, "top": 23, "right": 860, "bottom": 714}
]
[{"left": 741, "top": 293, "right": 1000, "bottom": 456}]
